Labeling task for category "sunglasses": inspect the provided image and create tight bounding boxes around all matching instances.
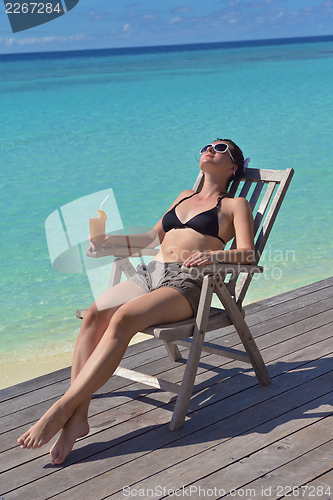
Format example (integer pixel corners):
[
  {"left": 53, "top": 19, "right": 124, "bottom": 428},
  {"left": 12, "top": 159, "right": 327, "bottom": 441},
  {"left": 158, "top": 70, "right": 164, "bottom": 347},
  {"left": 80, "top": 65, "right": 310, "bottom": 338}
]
[{"left": 200, "top": 143, "right": 236, "bottom": 164}]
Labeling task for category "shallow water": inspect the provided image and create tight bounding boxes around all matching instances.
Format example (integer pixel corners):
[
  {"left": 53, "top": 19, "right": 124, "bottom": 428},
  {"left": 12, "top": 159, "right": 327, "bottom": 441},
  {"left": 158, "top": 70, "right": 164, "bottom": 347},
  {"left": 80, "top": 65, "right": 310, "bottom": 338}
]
[{"left": 1, "top": 38, "right": 332, "bottom": 386}]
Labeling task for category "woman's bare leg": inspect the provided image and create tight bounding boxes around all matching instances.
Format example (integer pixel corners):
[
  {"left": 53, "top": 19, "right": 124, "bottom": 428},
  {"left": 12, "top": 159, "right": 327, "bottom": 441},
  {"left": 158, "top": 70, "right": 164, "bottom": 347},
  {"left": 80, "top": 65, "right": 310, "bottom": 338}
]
[
  {"left": 17, "top": 287, "right": 193, "bottom": 453},
  {"left": 40, "top": 280, "right": 147, "bottom": 464},
  {"left": 48, "top": 304, "right": 118, "bottom": 465}
]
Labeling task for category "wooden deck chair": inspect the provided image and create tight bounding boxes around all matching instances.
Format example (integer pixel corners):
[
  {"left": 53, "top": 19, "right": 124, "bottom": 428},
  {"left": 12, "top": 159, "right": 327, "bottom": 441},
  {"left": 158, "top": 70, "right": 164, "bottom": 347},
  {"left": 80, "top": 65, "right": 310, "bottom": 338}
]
[{"left": 77, "top": 167, "right": 294, "bottom": 431}]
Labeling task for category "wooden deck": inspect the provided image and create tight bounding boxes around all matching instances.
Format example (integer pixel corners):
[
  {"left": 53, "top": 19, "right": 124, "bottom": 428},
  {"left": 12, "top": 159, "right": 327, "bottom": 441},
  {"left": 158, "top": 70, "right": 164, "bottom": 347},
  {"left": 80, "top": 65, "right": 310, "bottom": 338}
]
[{"left": 1, "top": 277, "right": 333, "bottom": 500}]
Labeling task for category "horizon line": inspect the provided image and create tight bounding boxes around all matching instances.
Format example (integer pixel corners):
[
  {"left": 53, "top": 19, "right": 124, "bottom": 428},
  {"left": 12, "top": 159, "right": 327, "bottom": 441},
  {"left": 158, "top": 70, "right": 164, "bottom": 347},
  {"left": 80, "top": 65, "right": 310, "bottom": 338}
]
[{"left": 1, "top": 33, "right": 333, "bottom": 60}]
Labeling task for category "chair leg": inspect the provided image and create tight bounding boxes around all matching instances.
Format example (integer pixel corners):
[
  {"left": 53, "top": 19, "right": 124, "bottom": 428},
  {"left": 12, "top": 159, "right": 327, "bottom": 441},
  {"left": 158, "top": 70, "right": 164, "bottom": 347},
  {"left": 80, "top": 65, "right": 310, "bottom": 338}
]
[
  {"left": 109, "top": 258, "right": 123, "bottom": 288},
  {"left": 169, "top": 276, "right": 214, "bottom": 431},
  {"left": 108, "top": 257, "right": 136, "bottom": 288},
  {"left": 163, "top": 340, "right": 182, "bottom": 362},
  {"left": 214, "top": 276, "right": 271, "bottom": 387}
]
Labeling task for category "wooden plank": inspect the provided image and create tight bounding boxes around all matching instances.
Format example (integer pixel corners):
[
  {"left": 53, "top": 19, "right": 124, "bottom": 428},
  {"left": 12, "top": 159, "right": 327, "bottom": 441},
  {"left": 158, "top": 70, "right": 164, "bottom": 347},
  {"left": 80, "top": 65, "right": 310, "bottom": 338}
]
[
  {"left": 244, "top": 277, "right": 333, "bottom": 315},
  {"left": 2, "top": 336, "right": 332, "bottom": 498},
  {"left": 186, "top": 417, "right": 333, "bottom": 500},
  {"left": 175, "top": 338, "right": 251, "bottom": 363},
  {"left": 0, "top": 344, "right": 189, "bottom": 432},
  {"left": 256, "top": 169, "right": 294, "bottom": 258},
  {"left": 243, "top": 279, "right": 333, "bottom": 324},
  {"left": 1, "top": 360, "right": 327, "bottom": 500},
  {"left": 201, "top": 287, "right": 333, "bottom": 356},
  {"left": 0, "top": 336, "right": 162, "bottom": 403},
  {"left": 0, "top": 341, "right": 183, "bottom": 418},
  {"left": 242, "top": 168, "right": 288, "bottom": 182},
  {"left": 114, "top": 367, "right": 180, "bottom": 394},
  {"left": 253, "top": 181, "right": 276, "bottom": 238},
  {"left": 296, "top": 469, "right": 333, "bottom": 500},
  {"left": 0, "top": 276, "right": 331, "bottom": 500},
  {"left": 227, "top": 178, "right": 241, "bottom": 198},
  {"left": 206, "top": 295, "right": 333, "bottom": 356},
  {"left": 1, "top": 290, "right": 332, "bottom": 440},
  {"left": 238, "top": 168, "right": 294, "bottom": 304},
  {"left": 162, "top": 340, "right": 182, "bottom": 362},
  {"left": 192, "top": 171, "right": 204, "bottom": 192},
  {"left": 220, "top": 425, "right": 333, "bottom": 499},
  {"left": 0, "top": 367, "right": 71, "bottom": 403},
  {"left": 1, "top": 291, "right": 331, "bottom": 437},
  {"left": 199, "top": 281, "right": 333, "bottom": 350},
  {"left": 238, "top": 179, "right": 253, "bottom": 199},
  {"left": 64, "top": 374, "right": 333, "bottom": 500},
  {"left": 248, "top": 181, "right": 264, "bottom": 211},
  {"left": 243, "top": 280, "right": 333, "bottom": 325},
  {"left": 1, "top": 340, "right": 240, "bottom": 457}
]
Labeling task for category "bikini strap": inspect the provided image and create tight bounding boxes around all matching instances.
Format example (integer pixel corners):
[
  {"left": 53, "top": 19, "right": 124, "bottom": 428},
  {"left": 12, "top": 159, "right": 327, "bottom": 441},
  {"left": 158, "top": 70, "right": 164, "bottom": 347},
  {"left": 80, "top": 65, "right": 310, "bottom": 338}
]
[
  {"left": 176, "top": 192, "right": 224, "bottom": 209},
  {"left": 215, "top": 194, "right": 226, "bottom": 208},
  {"left": 174, "top": 192, "right": 198, "bottom": 207}
]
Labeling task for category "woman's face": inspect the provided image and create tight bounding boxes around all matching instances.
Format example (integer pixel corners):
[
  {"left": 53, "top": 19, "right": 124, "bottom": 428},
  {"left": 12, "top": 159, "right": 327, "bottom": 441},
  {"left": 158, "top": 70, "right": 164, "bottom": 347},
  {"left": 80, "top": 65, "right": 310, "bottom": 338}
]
[{"left": 199, "top": 141, "right": 237, "bottom": 175}]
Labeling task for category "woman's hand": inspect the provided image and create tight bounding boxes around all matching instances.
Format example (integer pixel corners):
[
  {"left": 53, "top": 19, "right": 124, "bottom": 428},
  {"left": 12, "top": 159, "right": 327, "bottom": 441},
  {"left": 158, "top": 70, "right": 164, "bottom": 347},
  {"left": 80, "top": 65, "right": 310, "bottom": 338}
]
[
  {"left": 183, "top": 251, "right": 215, "bottom": 267},
  {"left": 88, "top": 234, "right": 96, "bottom": 252},
  {"left": 88, "top": 234, "right": 113, "bottom": 252}
]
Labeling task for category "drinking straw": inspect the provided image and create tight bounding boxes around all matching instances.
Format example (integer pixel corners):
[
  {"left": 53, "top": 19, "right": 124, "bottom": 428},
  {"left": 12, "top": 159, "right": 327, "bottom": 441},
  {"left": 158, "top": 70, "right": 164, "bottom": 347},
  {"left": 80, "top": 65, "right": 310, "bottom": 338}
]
[{"left": 100, "top": 194, "right": 109, "bottom": 210}]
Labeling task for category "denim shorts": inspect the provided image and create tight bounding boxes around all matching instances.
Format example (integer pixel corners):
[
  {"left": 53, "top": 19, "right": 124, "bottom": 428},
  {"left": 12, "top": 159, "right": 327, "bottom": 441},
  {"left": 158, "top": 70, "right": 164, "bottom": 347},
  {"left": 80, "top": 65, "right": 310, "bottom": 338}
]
[{"left": 128, "top": 260, "right": 203, "bottom": 316}]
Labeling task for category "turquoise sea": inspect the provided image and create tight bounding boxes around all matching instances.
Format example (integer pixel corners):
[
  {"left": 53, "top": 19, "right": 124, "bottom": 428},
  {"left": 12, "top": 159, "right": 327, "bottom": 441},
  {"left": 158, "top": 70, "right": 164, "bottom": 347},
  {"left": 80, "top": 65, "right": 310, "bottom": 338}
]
[{"left": 1, "top": 37, "right": 333, "bottom": 386}]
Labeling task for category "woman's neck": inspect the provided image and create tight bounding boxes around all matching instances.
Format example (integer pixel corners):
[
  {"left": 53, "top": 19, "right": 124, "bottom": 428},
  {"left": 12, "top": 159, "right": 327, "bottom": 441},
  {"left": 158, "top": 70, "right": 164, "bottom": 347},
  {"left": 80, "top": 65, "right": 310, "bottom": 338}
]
[{"left": 199, "top": 178, "right": 227, "bottom": 199}]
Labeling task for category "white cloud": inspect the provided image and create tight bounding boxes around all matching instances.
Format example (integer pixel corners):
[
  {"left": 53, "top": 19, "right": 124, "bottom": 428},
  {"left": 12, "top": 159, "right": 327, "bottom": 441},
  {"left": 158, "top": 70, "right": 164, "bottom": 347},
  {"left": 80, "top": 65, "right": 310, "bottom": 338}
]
[
  {"left": 85, "top": 9, "right": 104, "bottom": 20},
  {"left": 169, "top": 17, "right": 181, "bottom": 24},
  {"left": 2, "top": 34, "right": 84, "bottom": 46},
  {"left": 171, "top": 6, "right": 192, "bottom": 14},
  {"left": 123, "top": 23, "right": 130, "bottom": 31}
]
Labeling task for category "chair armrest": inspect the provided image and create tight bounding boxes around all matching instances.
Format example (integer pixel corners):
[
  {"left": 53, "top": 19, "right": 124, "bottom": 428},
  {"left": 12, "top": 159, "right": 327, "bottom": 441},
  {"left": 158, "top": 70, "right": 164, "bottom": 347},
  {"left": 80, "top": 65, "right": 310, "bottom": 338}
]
[
  {"left": 87, "top": 246, "right": 159, "bottom": 259},
  {"left": 181, "top": 263, "right": 263, "bottom": 276}
]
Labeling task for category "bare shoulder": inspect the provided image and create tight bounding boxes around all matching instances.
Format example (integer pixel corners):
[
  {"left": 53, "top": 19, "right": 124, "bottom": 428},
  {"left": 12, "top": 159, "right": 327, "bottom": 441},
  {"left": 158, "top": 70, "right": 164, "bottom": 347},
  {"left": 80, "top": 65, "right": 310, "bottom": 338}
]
[
  {"left": 224, "top": 196, "right": 252, "bottom": 215},
  {"left": 180, "top": 188, "right": 195, "bottom": 197},
  {"left": 162, "top": 189, "right": 195, "bottom": 214},
  {"left": 173, "top": 189, "right": 195, "bottom": 203}
]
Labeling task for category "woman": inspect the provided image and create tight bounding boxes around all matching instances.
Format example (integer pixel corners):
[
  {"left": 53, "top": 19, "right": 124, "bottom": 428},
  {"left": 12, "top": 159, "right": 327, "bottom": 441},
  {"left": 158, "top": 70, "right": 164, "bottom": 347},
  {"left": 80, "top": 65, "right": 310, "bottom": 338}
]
[{"left": 17, "top": 138, "right": 255, "bottom": 465}]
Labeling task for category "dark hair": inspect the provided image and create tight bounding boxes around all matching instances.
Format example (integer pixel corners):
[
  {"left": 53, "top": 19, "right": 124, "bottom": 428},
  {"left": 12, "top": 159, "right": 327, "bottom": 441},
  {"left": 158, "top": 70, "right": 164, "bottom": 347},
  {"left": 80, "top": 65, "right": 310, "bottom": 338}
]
[{"left": 216, "top": 138, "right": 244, "bottom": 190}]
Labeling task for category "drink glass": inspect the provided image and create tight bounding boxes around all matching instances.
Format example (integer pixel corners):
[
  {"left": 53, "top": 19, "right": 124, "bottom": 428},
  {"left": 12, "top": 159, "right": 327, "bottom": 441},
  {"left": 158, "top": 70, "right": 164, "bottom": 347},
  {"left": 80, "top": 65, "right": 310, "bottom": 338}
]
[{"left": 89, "top": 213, "right": 105, "bottom": 246}]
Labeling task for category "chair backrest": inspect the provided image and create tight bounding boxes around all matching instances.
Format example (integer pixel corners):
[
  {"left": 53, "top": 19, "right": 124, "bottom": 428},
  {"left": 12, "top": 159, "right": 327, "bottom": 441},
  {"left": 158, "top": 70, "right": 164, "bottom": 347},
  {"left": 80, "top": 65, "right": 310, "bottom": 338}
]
[{"left": 193, "top": 168, "right": 294, "bottom": 305}]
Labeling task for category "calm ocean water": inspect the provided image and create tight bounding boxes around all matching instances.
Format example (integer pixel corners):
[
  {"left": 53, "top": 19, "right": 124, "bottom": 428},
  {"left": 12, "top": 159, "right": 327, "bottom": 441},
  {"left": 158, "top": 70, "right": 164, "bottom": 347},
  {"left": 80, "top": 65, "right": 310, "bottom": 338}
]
[{"left": 1, "top": 37, "right": 333, "bottom": 377}]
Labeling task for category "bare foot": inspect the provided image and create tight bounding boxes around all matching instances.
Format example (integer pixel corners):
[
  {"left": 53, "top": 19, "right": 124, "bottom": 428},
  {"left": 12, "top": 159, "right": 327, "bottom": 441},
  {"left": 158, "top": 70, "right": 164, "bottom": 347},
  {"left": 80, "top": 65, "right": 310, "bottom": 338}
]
[
  {"left": 17, "top": 403, "right": 70, "bottom": 450},
  {"left": 50, "top": 412, "right": 90, "bottom": 465}
]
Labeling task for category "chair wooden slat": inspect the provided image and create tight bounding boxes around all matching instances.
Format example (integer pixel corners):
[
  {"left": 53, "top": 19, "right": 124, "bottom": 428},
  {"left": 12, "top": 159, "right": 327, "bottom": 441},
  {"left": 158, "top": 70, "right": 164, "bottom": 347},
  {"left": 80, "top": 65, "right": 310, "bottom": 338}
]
[
  {"left": 253, "top": 181, "right": 277, "bottom": 239},
  {"left": 236, "top": 168, "right": 294, "bottom": 304},
  {"left": 242, "top": 168, "right": 287, "bottom": 182},
  {"left": 248, "top": 181, "right": 264, "bottom": 211},
  {"left": 238, "top": 179, "right": 253, "bottom": 199},
  {"left": 227, "top": 178, "right": 241, "bottom": 198},
  {"left": 226, "top": 180, "right": 264, "bottom": 287},
  {"left": 256, "top": 170, "right": 293, "bottom": 257}
]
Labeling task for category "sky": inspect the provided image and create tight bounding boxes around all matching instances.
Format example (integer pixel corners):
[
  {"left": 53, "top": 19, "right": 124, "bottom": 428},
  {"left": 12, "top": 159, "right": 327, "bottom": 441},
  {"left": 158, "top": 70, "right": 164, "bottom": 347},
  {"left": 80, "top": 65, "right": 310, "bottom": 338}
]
[{"left": 0, "top": 0, "right": 333, "bottom": 54}]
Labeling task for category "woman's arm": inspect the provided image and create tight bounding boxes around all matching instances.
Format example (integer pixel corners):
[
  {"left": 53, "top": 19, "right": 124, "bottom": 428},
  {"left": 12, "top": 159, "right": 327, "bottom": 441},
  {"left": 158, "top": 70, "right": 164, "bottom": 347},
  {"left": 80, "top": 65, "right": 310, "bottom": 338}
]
[
  {"left": 89, "top": 189, "right": 194, "bottom": 251},
  {"left": 101, "top": 229, "right": 161, "bottom": 250},
  {"left": 183, "top": 197, "right": 255, "bottom": 267}
]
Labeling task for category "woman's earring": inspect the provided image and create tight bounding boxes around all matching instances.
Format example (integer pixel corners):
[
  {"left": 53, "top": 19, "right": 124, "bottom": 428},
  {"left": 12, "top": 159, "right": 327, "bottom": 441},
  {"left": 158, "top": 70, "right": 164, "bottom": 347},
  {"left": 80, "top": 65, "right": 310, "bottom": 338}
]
[{"left": 233, "top": 171, "right": 236, "bottom": 176}]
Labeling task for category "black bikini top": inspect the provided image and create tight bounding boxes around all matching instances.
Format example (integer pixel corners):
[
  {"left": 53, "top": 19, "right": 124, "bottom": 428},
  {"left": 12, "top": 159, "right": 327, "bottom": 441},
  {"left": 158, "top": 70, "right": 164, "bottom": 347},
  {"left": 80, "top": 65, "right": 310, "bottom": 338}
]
[{"left": 162, "top": 192, "right": 226, "bottom": 245}]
